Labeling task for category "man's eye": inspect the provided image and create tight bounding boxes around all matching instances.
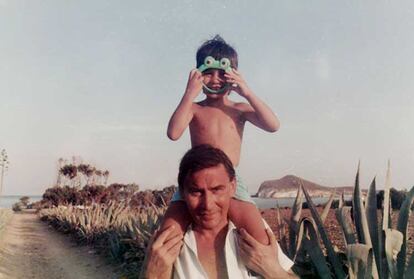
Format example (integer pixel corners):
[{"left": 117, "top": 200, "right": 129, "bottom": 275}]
[{"left": 189, "top": 190, "right": 201, "bottom": 196}]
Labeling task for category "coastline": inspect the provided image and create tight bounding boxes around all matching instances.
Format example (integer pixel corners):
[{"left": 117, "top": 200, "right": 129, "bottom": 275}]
[{"left": 0, "top": 196, "right": 42, "bottom": 209}]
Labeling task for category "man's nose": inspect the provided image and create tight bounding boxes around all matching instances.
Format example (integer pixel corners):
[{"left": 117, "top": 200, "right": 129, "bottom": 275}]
[{"left": 201, "top": 192, "right": 213, "bottom": 210}]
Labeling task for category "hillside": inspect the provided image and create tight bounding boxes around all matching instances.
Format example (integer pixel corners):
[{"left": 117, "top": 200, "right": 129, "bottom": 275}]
[{"left": 256, "top": 175, "right": 355, "bottom": 198}]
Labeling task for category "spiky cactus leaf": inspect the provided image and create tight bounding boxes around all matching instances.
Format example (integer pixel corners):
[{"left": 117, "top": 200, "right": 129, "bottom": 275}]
[
  {"left": 396, "top": 186, "right": 414, "bottom": 279},
  {"left": 405, "top": 249, "right": 414, "bottom": 276},
  {"left": 289, "top": 184, "right": 303, "bottom": 257},
  {"left": 383, "top": 160, "right": 392, "bottom": 231},
  {"left": 302, "top": 181, "right": 346, "bottom": 279},
  {"left": 352, "top": 163, "right": 371, "bottom": 246},
  {"left": 293, "top": 216, "right": 317, "bottom": 262},
  {"left": 352, "top": 164, "right": 379, "bottom": 278},
  {"left": 293, "top": 217, "right": 306, "bottom": 262},
  {"left": 302, "top": 218, "right": 333, "bottom": 279},
  {"left": 321, "top": 191, "right": 335, "bottom": 224},
  {"left": 335, "top": 206, "right": 356, "bottom": 245},
  {"left": 366, "top": 177, "right": 383, "bottom": 278},
  {"left": 339, "top": 192, "right": 345, "bottom": 209},
  {"left": 346, "top": 244, "right": 374, "bottom": 279},
  {"left": 275, "top": 202, "right": 289, "bottom": 255},
  {"left": 384, "top": 228, "right": 403, "bottom": 279}
]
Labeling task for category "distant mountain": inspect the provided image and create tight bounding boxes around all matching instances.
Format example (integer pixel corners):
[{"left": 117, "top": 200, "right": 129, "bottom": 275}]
[{"left": 256, "top": 175, "right": 355, "bottom": 198}]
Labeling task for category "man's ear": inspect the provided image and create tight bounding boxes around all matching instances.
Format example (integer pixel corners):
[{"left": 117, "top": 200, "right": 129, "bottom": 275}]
[{"left": 229, "top": 178, "right": 236, "bottom": 195}]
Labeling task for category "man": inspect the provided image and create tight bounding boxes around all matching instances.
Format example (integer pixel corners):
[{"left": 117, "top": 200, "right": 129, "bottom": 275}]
[{"left": 142, "top": 145, "right": 296, "bottom": 278}]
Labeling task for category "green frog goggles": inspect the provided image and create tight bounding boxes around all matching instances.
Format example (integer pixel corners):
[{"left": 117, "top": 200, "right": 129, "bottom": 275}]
[{"left": 198, "top": 56, "right": 233, "bottom": 94}]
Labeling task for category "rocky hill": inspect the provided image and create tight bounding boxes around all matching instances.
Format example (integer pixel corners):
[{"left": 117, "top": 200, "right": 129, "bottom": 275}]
[{"left": 256, "top": 175, "right": 355, "bottom": 198}]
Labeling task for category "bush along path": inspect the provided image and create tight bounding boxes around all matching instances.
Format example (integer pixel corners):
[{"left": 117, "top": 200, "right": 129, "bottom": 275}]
[{"left": 0, "top": 210, "right": 120, "bottom": 279}]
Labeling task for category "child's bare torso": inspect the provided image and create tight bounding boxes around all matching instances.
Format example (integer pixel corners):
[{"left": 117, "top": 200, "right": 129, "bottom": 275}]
[{"left": 189, "top": 100, "right": 246, "bottom": 167}]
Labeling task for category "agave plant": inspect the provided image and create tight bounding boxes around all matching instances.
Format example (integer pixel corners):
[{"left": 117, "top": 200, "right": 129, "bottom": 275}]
[{"left": 283, "top": 161, "right": 413, "bottom": 279}]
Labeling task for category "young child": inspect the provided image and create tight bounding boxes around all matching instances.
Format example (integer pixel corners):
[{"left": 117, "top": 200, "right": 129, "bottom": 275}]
[{"left": 163, "top": 35, "right": 280, "bottom": 245}]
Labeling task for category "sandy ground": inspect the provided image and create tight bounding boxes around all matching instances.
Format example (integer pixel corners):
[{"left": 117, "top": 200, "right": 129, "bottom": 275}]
[{"left": 0, "top": 210, "right": 121, "bottom": 279}]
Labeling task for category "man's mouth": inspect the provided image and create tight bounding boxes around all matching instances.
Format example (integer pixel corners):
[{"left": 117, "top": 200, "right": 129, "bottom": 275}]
[{"left": 199, "top": 212, "right": 217, "bottom": 219}]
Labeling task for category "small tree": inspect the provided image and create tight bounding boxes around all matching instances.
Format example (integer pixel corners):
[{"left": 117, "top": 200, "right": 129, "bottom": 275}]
[
  {"left": 377, "top": 188, "right": 408, "bottom": 210},
  {"left": 0, "top": 149, "right": 10, "bottom": 196},
  {"left": 103, "top": 170, "right": 110, "bottom": 186},
  {"left": 20, "top": 196, "right": 30, "bottom": 206}
]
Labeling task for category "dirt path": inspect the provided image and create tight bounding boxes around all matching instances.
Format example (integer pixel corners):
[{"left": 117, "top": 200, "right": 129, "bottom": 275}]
[{"left": 0, "top": 210, "right": 121, "bottom": 279}]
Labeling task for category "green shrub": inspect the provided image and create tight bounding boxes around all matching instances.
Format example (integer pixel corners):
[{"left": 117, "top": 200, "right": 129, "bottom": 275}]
[
  {"left": 377, "top": 188, "right": 408, "bottom": 210},
  {"left": 12, "top": 202, "right": 24, "bottom": 212},
  {"left": 19, "top": 196, "right": 30, "bottom": 206}
]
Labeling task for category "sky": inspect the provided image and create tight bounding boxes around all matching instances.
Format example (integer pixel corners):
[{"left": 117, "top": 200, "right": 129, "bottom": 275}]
[{"left": 1, "top": 1, "right": 414, "bottom": 195}]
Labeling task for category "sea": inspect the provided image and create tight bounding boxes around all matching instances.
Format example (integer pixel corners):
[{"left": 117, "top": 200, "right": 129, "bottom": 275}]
[
  {"left": 0, "top": 195, "right": 43, "bottom": 209},
  {"left": 0, "top": 196, "right": 331, "bottom": 209},
  {"left": 252, "top": 196, "right": 331, "bottom": 209}
]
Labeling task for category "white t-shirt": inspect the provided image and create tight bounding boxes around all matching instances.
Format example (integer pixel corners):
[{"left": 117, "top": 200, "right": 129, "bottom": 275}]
[{"left": 173, "top": 221, "right": 294, "bottom": 278}]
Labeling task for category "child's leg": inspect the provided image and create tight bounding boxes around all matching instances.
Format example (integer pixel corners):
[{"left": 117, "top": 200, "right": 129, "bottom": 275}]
[
  {"left": 230, "top": 173, "right": 269, "bottom": 245},
  {"left": 159, "top": 201, "right": 191, "bottom": 236},
  {"left": 229, "top": 199, "right": 269, "bottom": 245}
]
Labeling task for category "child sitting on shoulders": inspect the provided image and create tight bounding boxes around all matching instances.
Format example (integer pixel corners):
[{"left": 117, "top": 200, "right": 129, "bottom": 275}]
[{"left": 162, "top": 35, "right": 280, "bottom": 246}]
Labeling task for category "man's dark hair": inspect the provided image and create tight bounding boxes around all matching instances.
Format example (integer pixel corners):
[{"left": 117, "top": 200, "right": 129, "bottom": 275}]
[
  {"left": 196, "top": 35, "right": 238, "bottom": 70},
  {"left": 178, "top": 144, "right": 235, "bottom": 194}
]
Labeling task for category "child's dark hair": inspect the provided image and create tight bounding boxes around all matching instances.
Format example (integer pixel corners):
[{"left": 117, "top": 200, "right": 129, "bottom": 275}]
[
  {"left": 196, "top": 35, "right": 238, "bottom": 69},
  {"left": 178, "top": 144, "right": 235, "bottom": 194}
]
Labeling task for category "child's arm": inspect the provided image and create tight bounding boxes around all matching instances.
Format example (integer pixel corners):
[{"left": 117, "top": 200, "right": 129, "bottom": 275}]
[
  {"left": 167, "top": 69, "right": 203, "bottom": 140},
  {"left": 224, "top": 69, "right": 280, "bottom": 132},
  {"left": 229, "top": 199, "right": 270, "bottom": 245}
]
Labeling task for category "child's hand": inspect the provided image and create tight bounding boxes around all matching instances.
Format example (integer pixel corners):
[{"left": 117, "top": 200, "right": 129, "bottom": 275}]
[
  {"left": 237, "top": 228, "right": 286, "bottom": 278},
  {"left": 184, "top": 69, "right": 204, "bottom": 98},
  {"left": 225, "top": 69, "right": 252, "bottom": 98}
]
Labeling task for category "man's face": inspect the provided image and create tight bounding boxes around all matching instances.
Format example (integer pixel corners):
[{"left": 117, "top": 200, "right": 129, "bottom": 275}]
[{"left": 183, "top": 164, "right": 236, "bottom": 230}]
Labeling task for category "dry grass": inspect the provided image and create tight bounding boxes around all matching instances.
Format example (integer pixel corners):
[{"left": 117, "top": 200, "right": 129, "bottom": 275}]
[{"left": 39, "top": 202, "right": 166, "bottom": 277}]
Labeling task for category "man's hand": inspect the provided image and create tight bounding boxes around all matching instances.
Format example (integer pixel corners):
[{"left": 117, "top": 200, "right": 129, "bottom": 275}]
[
  {"left": 184, "top": 69, "right": 204, "bottom": 98},
  {"left": 224, "top": 69, "right": 252, "bottom": 98},
  {"left": 141, "top": 226, "right": 183, "bottom": 279},
  {"left": 237, "top": 228, "right": 295, "bottom": 279}
]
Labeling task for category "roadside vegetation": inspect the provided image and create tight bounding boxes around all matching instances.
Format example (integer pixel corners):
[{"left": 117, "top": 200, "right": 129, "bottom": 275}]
[
  {"left": 36, "top": 158, "right": 174, "bottom": 277},
  {"left": 12, "top": 196, "right": 31, "bottom": 212},
  {"left": 38, "top": 159, "right": 413, "bottom": 278},
  {"left": 38, "top": 185, "right": 172, "bottom": 277}
]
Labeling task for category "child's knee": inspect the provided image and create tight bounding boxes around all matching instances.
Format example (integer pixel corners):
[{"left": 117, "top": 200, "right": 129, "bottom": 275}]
[{"left": 161, "top": 201, "right": 190, "bottom": 234}]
